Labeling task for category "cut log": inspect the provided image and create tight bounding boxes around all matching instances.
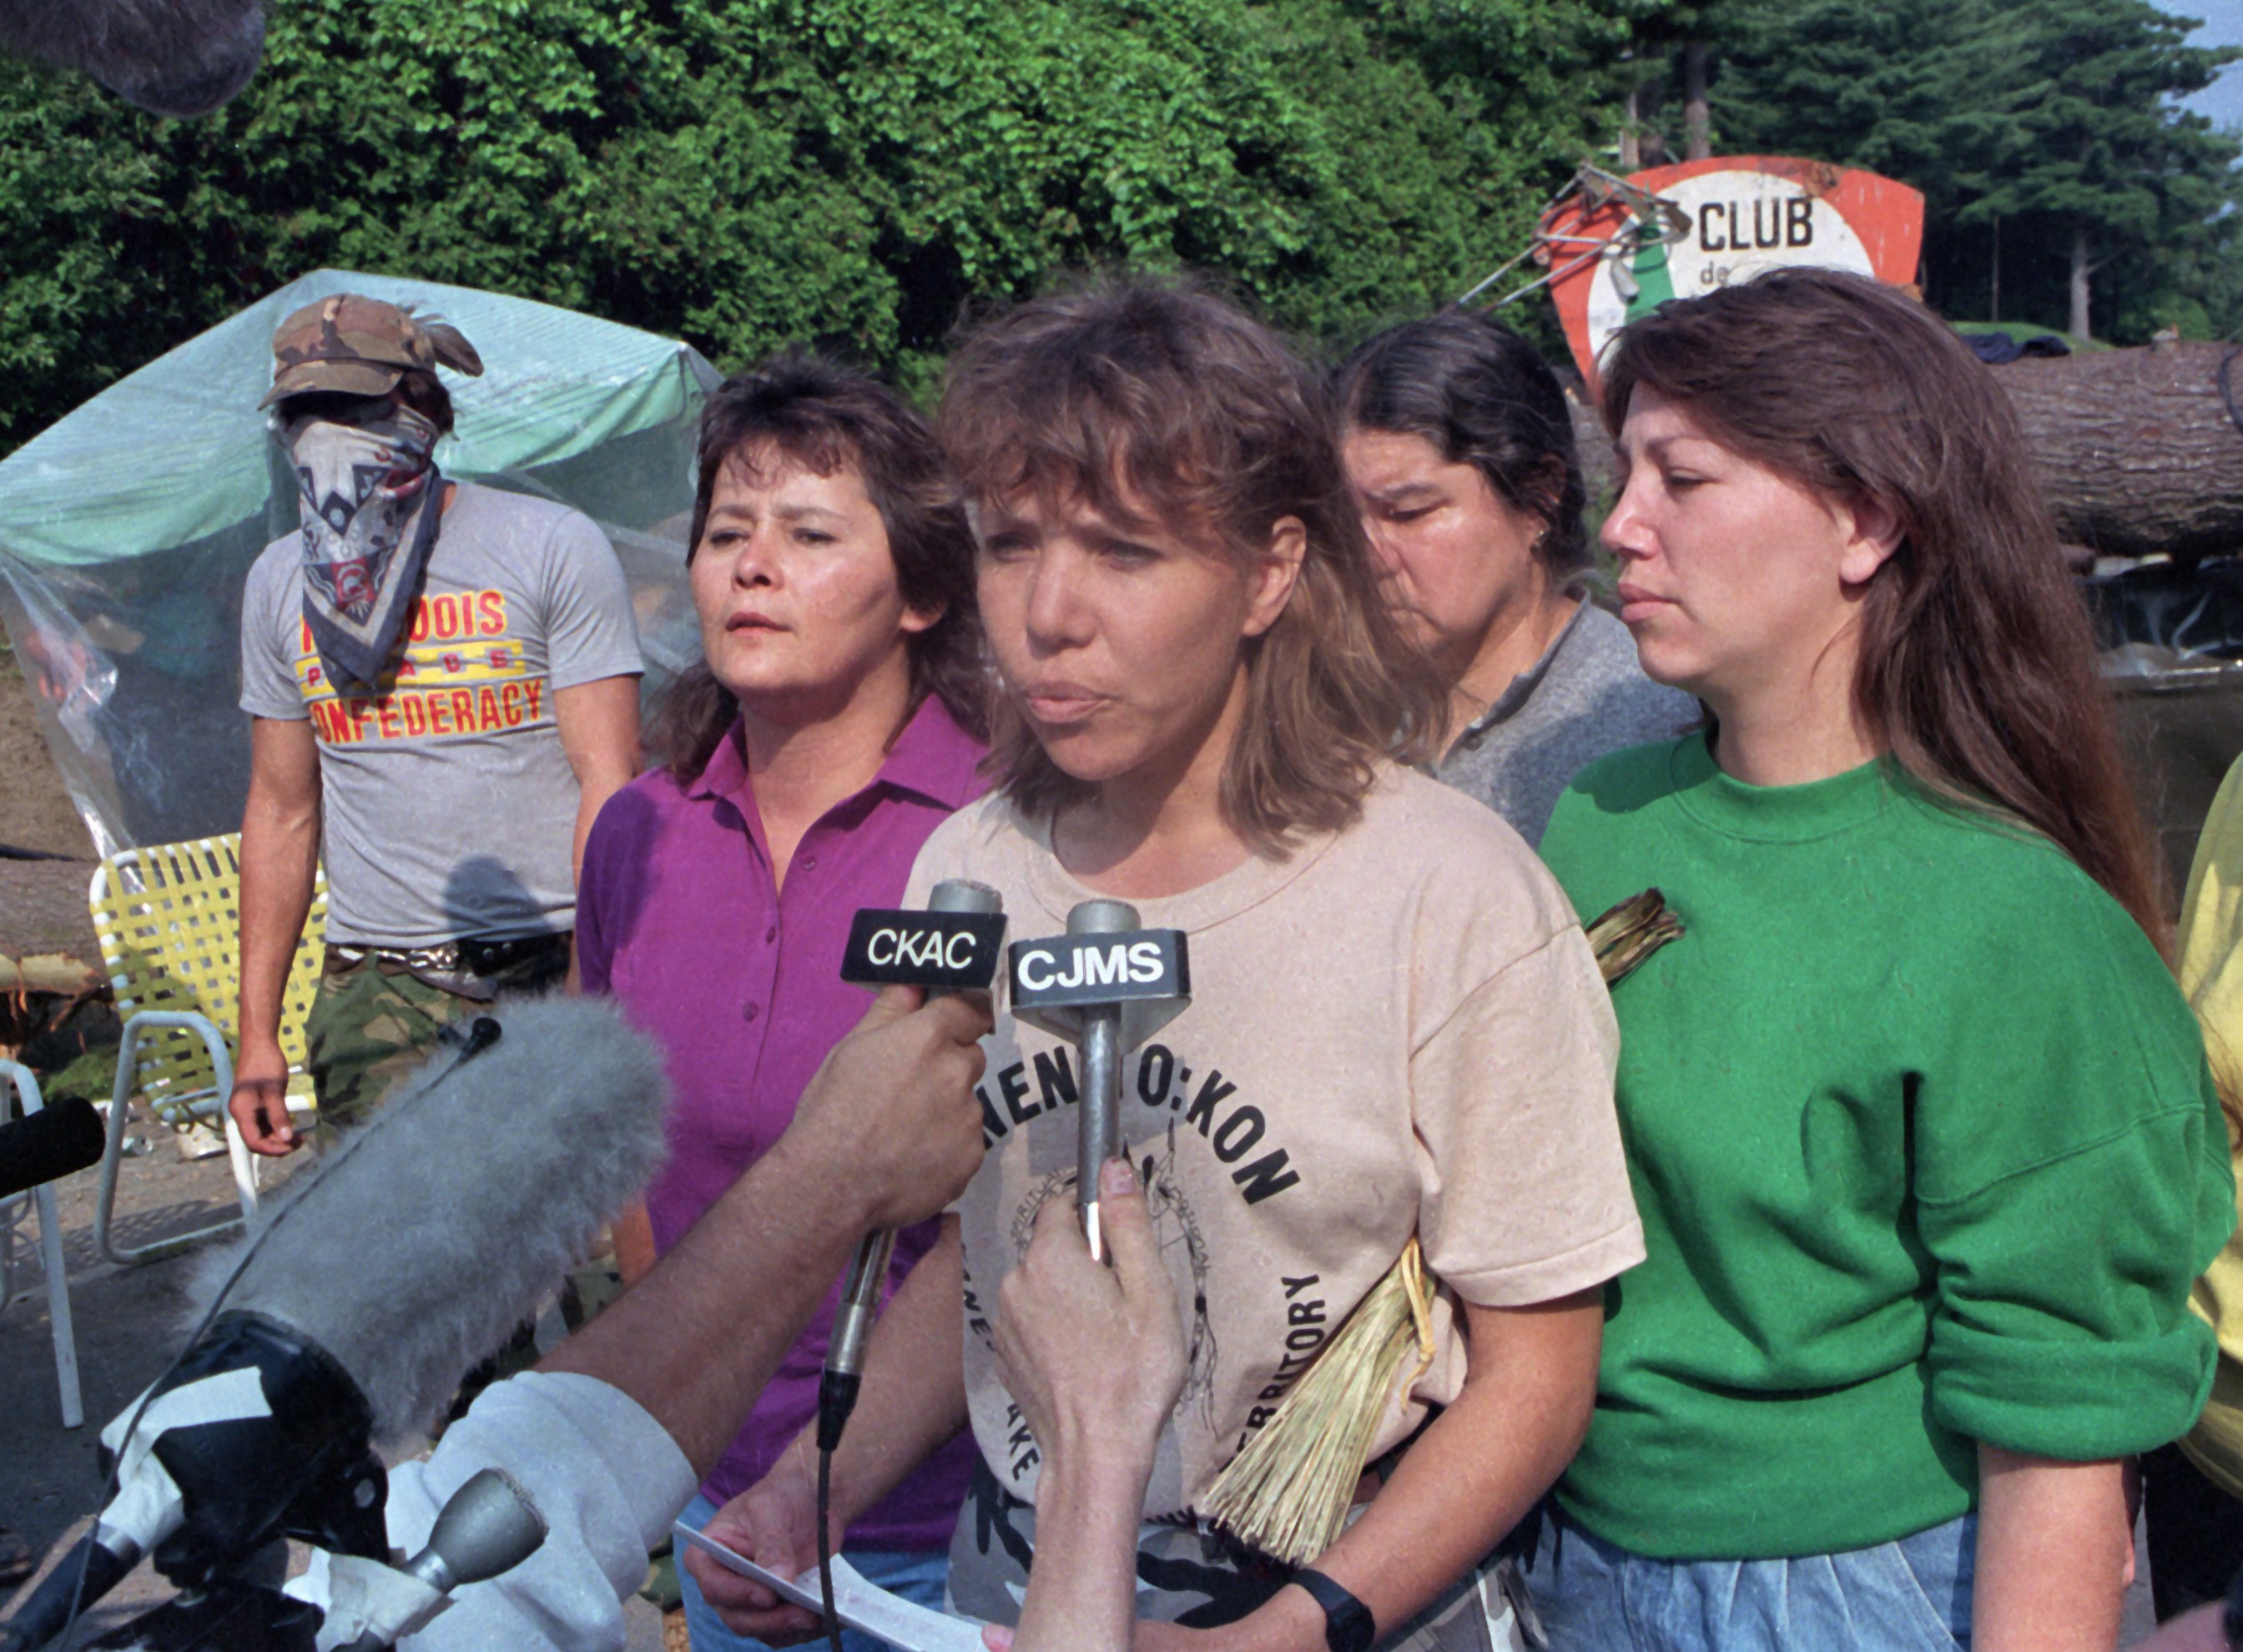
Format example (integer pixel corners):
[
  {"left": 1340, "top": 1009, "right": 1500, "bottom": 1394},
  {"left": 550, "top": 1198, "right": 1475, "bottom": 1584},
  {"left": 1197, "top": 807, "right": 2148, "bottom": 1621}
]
[
  {"left": 1567, "top": 340, "right": 2243, "bottom": 563},
  {"left": 1999, "top": 340, "right": 2243, "bottom": 561}
]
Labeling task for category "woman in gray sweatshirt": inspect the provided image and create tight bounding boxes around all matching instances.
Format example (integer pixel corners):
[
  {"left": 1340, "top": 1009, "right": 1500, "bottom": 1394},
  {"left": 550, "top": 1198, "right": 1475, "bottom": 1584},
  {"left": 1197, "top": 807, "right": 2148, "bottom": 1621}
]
[{"left": 1338, "top": 310, "right": 1696, "bottom": 845}]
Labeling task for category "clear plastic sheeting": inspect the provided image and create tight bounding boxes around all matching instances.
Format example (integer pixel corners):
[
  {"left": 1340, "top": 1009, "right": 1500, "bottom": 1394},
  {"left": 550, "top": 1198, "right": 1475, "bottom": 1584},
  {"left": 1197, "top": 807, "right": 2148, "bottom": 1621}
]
[
  {"left": 2089, "top": 559, "right": 2243, "bottom": 669},
  {"left": 0, "top": 269, "right": 719, "bottom": 859}
]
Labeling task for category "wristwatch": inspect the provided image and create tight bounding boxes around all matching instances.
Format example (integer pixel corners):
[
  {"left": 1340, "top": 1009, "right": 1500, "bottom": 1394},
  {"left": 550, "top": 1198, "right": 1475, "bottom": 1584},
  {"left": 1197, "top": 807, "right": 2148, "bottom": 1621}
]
[{"left": 1293, "top": 1569, "right": 1376, "bottom": 1652}]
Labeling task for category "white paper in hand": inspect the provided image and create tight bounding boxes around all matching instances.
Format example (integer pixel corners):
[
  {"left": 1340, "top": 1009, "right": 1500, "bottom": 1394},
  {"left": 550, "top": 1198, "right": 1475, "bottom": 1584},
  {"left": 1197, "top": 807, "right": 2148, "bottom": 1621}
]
[{"left": 672, "top": 1522, "right": 989, "bottom": 1652}]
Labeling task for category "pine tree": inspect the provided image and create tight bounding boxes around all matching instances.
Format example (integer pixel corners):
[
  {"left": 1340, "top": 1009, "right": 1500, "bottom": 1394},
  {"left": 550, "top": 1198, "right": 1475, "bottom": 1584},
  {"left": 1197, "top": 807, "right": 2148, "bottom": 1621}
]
[
  {"left": 1703, "top": 0, "right": 2240, "bottom": 341},
  {"left": 2003, "top": 0, "right": 2238, "bottom": 339}
]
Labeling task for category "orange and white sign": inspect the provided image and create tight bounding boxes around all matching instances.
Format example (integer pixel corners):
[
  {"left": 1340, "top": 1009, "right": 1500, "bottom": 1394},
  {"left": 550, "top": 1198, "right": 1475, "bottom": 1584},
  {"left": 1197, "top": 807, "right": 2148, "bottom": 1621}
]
[{"left": 1545, "top": 157, "right": 1924, "bottom": 393}]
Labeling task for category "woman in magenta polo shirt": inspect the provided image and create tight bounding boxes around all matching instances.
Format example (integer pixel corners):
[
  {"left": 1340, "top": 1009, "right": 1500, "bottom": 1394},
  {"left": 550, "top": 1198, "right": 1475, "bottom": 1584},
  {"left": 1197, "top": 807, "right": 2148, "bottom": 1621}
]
[{"left": 574, "top": 350, "right": 986, "bottom": 1650}]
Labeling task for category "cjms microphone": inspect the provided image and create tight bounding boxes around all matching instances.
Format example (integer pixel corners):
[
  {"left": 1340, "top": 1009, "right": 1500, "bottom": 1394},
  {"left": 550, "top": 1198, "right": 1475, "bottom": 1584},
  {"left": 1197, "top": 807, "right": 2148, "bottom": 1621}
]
[
  {"left": 818, "top": 879, "right": 1006, "bottom": 1451},
  {"left": 1009, "top": 902, "right": 1190, "bottom": 1262}
]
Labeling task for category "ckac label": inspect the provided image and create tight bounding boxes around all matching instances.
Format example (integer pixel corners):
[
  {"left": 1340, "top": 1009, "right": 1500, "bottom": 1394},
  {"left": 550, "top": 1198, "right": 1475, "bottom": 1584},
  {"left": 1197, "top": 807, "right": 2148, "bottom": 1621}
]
[{"left": 840, "top": 909, "right": 1007, "bottom": 990}]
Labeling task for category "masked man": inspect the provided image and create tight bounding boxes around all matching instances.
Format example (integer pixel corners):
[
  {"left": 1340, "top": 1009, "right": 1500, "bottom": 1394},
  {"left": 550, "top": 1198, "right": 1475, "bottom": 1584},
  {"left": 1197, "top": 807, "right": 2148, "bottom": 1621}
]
[{"left": 229, "top": 294, "right": 643, "bottom": 1153}]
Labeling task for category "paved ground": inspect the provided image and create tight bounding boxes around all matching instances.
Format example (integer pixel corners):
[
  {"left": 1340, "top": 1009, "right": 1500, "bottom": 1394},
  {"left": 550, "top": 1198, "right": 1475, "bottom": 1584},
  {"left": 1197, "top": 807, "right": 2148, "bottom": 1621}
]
[
  {"left": 0, "top": 655, "right": 97, "bottom": 864},
  {"left": 0, "top": 857, "right": 102, "bottom": 964}
]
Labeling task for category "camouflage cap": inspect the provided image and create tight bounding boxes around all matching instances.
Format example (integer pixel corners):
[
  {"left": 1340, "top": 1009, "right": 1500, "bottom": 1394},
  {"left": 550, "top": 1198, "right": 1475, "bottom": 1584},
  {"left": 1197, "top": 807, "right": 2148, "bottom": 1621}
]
[{"left": 261, "top": 293, "right": 486, "bottom": 409}]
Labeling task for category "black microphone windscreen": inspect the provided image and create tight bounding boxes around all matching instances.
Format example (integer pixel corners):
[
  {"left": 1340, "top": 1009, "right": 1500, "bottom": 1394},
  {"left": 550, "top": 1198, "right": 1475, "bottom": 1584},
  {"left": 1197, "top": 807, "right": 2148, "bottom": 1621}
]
[
  {"left": 179, "top": 996, "right": 669, "bottom": 1443},
  {"left": 0, "top": 1095, "right": 106, "bottom": 1201}
]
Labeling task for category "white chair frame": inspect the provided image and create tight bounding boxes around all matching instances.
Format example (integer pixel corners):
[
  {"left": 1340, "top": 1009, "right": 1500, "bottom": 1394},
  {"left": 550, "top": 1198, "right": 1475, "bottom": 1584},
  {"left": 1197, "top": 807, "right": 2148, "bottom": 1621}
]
[
  {"left": 0, "top": 1059, "right": 86, "bottom": 1428},
  {"left": 93, "top": 1010, "right": 258, "bottom": 1267}
]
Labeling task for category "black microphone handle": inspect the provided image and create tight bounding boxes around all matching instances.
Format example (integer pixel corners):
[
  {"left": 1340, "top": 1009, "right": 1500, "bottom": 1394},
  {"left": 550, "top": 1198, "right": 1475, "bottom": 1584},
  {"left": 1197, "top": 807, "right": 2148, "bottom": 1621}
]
[{"left": 0, "top": 1529, "right": 142, "bottom": 1652}]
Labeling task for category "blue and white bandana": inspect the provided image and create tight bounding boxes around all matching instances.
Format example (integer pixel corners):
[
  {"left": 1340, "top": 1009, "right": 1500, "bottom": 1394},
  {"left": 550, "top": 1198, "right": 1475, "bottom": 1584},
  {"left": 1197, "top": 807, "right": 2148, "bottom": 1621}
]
[{"left": 285, "top": 405, "right": 443, "bottom": 693}]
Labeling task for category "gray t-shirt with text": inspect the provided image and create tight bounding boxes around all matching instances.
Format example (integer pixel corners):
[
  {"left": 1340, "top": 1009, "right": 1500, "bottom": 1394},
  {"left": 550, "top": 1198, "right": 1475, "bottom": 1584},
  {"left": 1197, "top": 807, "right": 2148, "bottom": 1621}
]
[
  {"left": 1430, "top": 599, "right": 1698, "bottom": 847},
  {"left": 239, "top": 482, "right": 642, "bottom": 947}
]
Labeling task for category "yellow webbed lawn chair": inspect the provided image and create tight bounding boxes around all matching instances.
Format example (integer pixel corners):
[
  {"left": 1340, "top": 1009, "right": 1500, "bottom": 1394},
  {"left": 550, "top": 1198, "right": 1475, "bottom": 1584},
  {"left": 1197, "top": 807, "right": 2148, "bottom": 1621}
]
[{"left": 88, "top": 834, "right": 326, "bottom": 1266}]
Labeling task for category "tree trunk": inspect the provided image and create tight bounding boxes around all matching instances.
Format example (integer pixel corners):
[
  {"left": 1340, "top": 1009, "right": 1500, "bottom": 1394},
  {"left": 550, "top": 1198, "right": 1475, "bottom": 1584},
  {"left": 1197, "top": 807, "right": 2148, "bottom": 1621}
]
[
  {"left": 1570, "top": 343, "right": 2243, "bottom": 564},
  {"left": 1990, "top": 215, "right": 2000, "bottom": 324},
  {"left": 1620, "top": 84, "right": 1640, "bottom": 170},
  {"left": 2070, "top": 224, "right": 2094, "bottom": 341},
  {"left": 1682, "top": 42, "right": 1709, "bottom": 160}
]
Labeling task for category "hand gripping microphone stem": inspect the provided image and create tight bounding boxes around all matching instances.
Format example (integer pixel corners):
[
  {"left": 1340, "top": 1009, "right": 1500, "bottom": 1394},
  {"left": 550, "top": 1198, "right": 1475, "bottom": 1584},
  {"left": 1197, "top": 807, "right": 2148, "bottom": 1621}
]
[
  {"left": 816, "top": 878, "right": 1005, "bottom": 1453},
  {"left": 811, "top": 879, "right": 1002, "bottom": 1652}
]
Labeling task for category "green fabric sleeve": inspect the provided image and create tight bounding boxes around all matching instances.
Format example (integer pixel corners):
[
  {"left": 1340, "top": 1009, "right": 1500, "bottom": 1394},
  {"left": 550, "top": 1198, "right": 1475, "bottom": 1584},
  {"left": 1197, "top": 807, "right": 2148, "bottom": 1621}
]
[
  {"left": 1923, "top": 1094, "right": 2227, "bottom": 1458},
  {"left": 1916, "top": 872, "right": 2232, "bottom": 1460}
]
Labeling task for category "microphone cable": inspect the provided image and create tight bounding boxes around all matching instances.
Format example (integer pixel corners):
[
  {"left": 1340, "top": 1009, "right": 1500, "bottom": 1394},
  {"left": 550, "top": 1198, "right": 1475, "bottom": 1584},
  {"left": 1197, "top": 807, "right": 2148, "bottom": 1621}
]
[
  {"left": 38, "top": 1016, "right": 501, "bottom": 1652},
  {"left": 816, "top": 1448, "right": 842, "bottom": 1652},
  {"left": 812, "top": 1342, "right": 859, "bottom": 1652},
  {"left": 812, "top": 1362, "right": 854, "bottom": 1652}
]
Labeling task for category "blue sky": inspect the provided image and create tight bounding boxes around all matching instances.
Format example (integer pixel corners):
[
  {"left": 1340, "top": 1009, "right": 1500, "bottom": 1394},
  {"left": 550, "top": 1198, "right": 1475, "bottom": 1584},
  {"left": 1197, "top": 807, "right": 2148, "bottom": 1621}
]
[{"left": 2167, "top": 0, "right": 2243, "bottom": 126}]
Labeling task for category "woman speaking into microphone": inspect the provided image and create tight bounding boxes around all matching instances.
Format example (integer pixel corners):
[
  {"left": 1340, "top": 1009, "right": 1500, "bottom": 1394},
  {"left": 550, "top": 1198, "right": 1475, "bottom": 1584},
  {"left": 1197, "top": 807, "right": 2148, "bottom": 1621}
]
[{"left": 694, "top": 280, "right": 1644, "bottom": 1652}]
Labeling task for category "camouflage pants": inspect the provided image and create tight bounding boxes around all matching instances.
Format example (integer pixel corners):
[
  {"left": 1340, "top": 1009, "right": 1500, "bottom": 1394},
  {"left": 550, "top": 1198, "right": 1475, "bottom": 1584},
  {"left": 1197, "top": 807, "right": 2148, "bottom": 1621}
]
[{"left": 303, "top": 942, "right": 567, "bottom": 1131}]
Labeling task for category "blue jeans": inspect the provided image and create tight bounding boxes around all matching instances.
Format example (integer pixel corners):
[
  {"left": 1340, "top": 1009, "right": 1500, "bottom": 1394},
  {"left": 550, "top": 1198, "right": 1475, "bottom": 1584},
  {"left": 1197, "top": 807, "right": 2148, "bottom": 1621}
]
[
  {"left": 677, "top": 1492, "right": 952, "bottom": 1652},
  {"left": 1523, "top": 1508, "right": 1975, "bottom": 1650}
]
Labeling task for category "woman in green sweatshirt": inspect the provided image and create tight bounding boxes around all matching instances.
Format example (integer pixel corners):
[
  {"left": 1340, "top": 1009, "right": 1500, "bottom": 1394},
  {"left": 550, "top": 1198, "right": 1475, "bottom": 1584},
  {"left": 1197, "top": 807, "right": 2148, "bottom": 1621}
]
[{"left": 1526, "top": 268, "right": 2235, "bottom": 1651}]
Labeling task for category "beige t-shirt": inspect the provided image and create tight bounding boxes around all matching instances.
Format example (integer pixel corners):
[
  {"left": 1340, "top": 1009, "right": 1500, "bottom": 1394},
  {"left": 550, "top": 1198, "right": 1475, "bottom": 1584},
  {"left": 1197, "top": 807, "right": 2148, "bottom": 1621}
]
[{"left": 906, "top": 765, "right": 1645, "bottom": 1521}]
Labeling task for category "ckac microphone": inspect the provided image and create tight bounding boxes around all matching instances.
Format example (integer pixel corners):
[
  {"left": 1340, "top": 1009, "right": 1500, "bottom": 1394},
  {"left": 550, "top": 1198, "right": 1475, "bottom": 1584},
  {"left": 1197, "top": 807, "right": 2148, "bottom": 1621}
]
[
  {"left": 1009, "top": 902, "right": 1189, "bottom": 1261},
  {"left": 0, "top": 995, "right": 669, "bottom": 1652},
  {"left": 819, "top": 879, "right": 1006, "bottom": 1451},
  {"left": 801, "top": 881, "right": 1003, "bottom": 1652}
]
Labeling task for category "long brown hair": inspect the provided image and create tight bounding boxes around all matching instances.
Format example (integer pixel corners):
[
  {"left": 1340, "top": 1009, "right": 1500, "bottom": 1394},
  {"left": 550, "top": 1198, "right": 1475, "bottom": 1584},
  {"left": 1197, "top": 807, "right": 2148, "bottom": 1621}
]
[
  {"left": 936, "top": 277, "right": 1444, "bottom": 855},
  {"left": 651, "top": 348, "right": 985, "bottom": 782},
  {"left": 1602, "top": 267, "right": 2167, "bottom": 957}
]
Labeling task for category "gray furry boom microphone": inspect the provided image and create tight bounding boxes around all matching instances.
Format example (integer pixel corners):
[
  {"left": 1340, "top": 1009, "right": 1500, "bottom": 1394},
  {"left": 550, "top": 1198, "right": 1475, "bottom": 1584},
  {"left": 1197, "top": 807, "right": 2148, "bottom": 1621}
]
[
  {"left": 0, "top": 996, "right": 668, "bottom": 1652},
  {"left": 179, "top": 993, "right": 670, "bottom": 1443}
]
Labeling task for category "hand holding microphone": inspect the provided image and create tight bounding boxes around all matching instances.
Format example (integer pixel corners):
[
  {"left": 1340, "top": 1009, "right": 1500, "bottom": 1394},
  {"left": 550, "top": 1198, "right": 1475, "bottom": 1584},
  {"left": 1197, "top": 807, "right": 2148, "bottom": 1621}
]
[
  {"left": 538, "top": 929, "right": 994, "bottom": 1491},
  {"left": 779, "top": 984, "right": 993, "bottom": 1233},
  {"left": 819, "top": 882, "right": 1004, "bottom": 1447},
  {"left": 986, "top": 1158, "right": 1185, "bottom": 1652},
  {"left": 996, "top": 1156, "right": 1187, "bottom": 1479}
]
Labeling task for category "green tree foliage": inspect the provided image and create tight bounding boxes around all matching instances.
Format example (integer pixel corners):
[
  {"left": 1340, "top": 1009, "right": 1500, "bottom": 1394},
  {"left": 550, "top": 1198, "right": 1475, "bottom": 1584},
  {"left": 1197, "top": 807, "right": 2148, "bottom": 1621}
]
[
  {"left": 0, "top": 0, "right": 1624, "bottom": 453},
  {"left": 1699, "top": 0, "right": 2242, "bottom": 341}
]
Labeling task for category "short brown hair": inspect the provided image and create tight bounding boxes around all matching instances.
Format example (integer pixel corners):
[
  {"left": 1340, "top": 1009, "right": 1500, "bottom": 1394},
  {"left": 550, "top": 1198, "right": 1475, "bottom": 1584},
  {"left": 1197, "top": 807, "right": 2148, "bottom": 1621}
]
[
  {"left": 652, "top": 348, "right": 985, "bottom": 780},
  {"left": 1603, "top": 268, "right": 2166, "bottom": 954},
  {"left": 938, "top": 278, "right": 1443, "bottom": 854}
]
